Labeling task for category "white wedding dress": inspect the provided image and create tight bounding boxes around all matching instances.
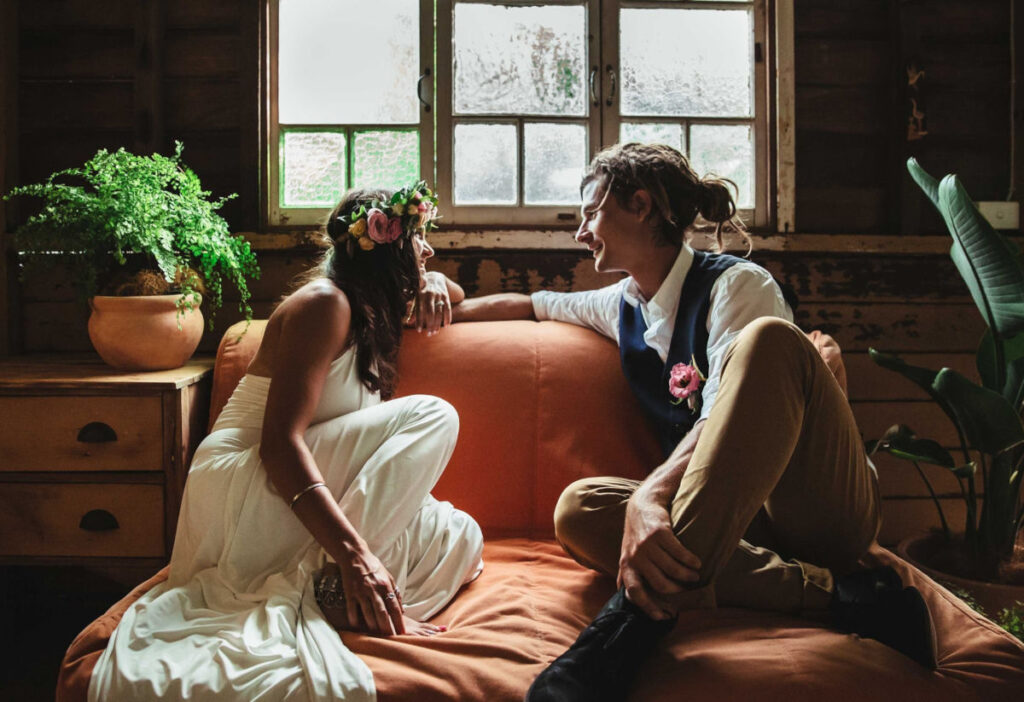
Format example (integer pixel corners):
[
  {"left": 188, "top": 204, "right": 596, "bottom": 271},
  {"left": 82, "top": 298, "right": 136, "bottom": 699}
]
[{"left": 89, "top": 347, "right": 484, "bottom": 701}]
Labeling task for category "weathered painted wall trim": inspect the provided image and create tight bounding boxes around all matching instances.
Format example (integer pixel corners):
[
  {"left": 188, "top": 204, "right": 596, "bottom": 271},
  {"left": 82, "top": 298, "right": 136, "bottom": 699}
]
[{"left": 242, "top": 230, "right": 1022, "bottom": 255}]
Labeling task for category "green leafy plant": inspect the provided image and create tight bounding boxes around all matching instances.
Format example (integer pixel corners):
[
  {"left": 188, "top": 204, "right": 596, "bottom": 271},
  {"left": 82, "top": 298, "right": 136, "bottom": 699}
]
[
  {"left": 998, "top": 601, "right": 1024, "bottom": 641},
  {"left": 3, "top": 142, "right": 260, "bottom": 326},
  {"left": 866, "top": 158, "right": 1024, "bottom": 581}
]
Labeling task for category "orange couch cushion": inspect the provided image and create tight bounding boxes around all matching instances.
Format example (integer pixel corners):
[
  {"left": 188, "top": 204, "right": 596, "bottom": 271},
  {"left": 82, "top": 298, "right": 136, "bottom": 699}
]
[
  {"left": 59, "top": 540, "right": 1024, "bottom": 702},
  {"left": 211, "top": 320, "right": 664, "bottom": 536},
  {"left": 207, "top": 319, "right": 846, "bottom": 536}
]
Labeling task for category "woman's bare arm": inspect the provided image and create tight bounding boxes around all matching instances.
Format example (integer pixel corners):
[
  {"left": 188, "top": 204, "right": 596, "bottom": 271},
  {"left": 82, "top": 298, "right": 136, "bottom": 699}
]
[{"left": 258, "top": 284, "right": 405, "bottom": 635}]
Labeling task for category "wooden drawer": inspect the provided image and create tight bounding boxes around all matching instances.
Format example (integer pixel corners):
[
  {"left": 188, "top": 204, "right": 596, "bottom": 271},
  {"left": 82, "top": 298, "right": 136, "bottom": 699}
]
[
  {"left": 0, "top": 483, "right": 164, "bottom": 557},
  {"left": 0, "top": 395, "right": 164, "bottom": 472}
]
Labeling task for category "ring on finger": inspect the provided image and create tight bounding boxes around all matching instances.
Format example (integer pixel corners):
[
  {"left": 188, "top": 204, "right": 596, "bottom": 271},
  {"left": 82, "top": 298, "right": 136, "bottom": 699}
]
[{"left": 384, "top": 591, "right": 397, "bottom": 601}]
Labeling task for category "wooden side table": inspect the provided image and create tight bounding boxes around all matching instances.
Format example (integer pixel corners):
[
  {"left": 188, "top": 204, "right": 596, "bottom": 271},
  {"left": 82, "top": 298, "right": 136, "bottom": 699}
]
[{"left": 0, "top": 357, "right": 214, "bottom": 572}]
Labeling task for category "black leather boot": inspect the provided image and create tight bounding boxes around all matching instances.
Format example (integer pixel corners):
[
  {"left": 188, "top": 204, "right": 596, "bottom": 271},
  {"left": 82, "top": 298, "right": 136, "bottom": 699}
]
[
  {"left": 830, "top": 566, "right": 938, "bottom": 669},
  {"left": 525, "top": 588, "right": 675, "bottom": 702}
]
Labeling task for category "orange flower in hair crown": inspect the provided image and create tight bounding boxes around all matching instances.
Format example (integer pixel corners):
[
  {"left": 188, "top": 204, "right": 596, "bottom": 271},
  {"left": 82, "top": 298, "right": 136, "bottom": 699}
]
[{"left": 337, "top": 182, "right": 439, "bottom": 254}]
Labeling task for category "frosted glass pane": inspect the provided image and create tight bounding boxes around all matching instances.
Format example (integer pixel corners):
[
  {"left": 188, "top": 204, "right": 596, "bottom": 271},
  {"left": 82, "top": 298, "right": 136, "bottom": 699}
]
[
  {"left": 281, "top": 130, "right": 346, "bottom": 207},
  {"left": 689, "top": 124, "right": 753, "bottom": 209},
  {"left": 524, "top": 123, "right": 586, "bottom": 205},
  {"left": 454, "top": 3, "right": 586, "bottom": 116},
  {"left": 352, "top": 130, "right": 420, "bottom": 191},
  {"left": 280, "top": 0, "right": 418, "bottom": 124},
  {"left": 454, "top": 123, "right": 517, "bottom": 205},
  {"left": 621, "top": 8, "right": 752, "bottom": 117},
  {"left": 620, "top": 122, "right": 686, "bottom": 153}
]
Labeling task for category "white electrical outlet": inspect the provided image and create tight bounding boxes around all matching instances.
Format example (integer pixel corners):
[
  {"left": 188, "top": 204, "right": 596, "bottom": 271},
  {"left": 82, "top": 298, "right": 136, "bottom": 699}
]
[{"left": 976, "top": 201, "right": 1020, "bottom": 230}]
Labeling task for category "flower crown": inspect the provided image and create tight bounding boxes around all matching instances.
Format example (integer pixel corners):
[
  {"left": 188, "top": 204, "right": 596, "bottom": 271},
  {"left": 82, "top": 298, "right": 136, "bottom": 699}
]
[{"left": 337, "top": 181, "right": 439, "bottom": 254}]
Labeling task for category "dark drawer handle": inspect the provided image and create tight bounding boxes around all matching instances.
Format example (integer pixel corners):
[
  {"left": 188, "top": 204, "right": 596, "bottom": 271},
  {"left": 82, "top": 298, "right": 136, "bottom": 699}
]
[
  {"left": 79, "top": 509, "right": 120, "bottom": 532},
  {"left": 77, "top": 422, "right": 118, "bottom": 443}
]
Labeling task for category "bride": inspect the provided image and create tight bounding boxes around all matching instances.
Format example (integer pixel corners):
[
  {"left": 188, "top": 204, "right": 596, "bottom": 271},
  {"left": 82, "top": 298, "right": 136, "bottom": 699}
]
[{"left": 90, "top": 184, "right": 484, "bottom": 701}]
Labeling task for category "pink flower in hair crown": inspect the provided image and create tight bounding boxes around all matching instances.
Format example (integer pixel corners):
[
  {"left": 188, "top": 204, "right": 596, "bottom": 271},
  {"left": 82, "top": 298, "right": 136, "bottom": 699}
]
[
  {"left": 669, "top": 356, "right": 706, "bottom": 412},
  {"left": 366, "top": 208, "right": 390, "bottom": 244},
  {"left": 385, "top": 216, "right": 403, "bottom": 243}
]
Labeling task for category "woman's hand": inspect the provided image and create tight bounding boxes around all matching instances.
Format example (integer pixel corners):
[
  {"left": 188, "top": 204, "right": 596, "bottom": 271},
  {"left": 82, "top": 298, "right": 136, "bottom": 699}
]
[
  {"left": 338, "top": 547, "right": 405, "bottom": 636},
  {"left": 413, "top": 271, "right": 452, "bottom": 336}
]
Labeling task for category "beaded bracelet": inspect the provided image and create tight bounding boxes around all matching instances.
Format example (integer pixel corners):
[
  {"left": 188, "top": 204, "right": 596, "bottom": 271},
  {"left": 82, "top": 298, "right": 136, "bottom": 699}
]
[{"left": 289, "top": 481, "right": 327, "bottom": 509}]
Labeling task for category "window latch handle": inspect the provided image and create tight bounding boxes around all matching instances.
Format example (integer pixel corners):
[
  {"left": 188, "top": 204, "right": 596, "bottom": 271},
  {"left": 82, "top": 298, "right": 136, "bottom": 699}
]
[
  {"left": 589, "top": 65, "right": 600, "bottom": 107},
  {"left": 605, "top": 65, "right": 617, "bottom": 107},
  {"left": 417, "top": 67, "right": 432, "bottom": 113}
]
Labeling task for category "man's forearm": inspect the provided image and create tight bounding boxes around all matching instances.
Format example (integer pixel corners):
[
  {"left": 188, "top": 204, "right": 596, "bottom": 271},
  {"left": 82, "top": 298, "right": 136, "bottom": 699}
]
[
  {"left": 451, "top": 293, "right": 536, "bottom": 322},
  {"left": 635, "top": 421, "right": 705, "bottom": 506}
]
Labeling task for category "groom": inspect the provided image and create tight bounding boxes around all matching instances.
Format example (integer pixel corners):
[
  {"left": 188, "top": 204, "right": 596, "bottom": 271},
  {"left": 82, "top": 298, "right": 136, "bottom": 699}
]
[{"left": 450, "top": 143, "right": 937, "bottom": 701}]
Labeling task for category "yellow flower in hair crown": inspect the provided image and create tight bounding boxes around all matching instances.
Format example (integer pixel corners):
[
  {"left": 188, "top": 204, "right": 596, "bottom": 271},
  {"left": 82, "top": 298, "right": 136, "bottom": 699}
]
[{"left": 337, "top": 182, "right": 439, "bottom": 253}]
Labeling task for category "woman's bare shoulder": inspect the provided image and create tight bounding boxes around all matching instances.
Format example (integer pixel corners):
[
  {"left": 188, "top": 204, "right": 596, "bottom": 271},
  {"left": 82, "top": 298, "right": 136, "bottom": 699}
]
[
  {"left": 276, "top": 280, "right": 352, "bottom": 325},
  {"left": 248, "top": 280, "right": 351, "bottom": 376}
]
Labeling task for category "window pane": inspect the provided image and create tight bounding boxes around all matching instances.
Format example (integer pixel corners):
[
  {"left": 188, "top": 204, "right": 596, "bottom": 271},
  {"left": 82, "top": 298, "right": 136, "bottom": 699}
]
[
  {"left": 352, "top": 130, "right": 420, "bottom": 191},
  {"left": 281, "top": 130, "right": 346, "bottom": 208},
  {"left": 524, "top": 123, "right": 586, "bottom": 205},
  {"left": 620, "top": 8, "right": 752, "bottom": 117},
  {"left": 620, "top": 122, "right": 686, "bottom": 153},
  {"left": 689, "top": 124, "right": 753, "bottom": 209},
  {"left": 280, "top": 0, "right": 418, "bottom": 124},
  {"left": 454, "top": 123, "right": 517, "bottom": 205},
  {"left": 454, "top": 3, "right": 586, "bottom": 117}
]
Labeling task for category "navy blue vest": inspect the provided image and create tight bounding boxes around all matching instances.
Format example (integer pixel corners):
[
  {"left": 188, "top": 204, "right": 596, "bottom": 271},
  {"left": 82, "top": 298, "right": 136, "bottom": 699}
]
[{"left": 619, "top": 250, "right": 745, "bottom": 458}]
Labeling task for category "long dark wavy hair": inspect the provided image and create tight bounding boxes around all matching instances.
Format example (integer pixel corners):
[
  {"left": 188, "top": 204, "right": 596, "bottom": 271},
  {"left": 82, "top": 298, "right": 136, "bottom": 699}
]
[{"left": 299, "top": 189, "right": 422, "bottom": 399}]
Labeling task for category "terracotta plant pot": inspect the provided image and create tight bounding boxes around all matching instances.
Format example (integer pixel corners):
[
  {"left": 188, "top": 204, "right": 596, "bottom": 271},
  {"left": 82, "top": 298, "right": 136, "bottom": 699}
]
[
  {"left": 88, "top": 294, "right": 204, "bottom": 371},
  {"left": 898, "top": 532, "right": 1024, "bottom": 618}
]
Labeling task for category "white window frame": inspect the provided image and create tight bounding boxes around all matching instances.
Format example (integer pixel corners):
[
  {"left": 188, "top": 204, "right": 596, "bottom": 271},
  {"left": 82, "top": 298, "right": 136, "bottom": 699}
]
[
  {"left": 267, "top": 0, "right": 435, "bottom": 227},
  {"left": 435, "top": 0, "right": 602, "bottom": 227},
  {"left": 265, "top": 0, "right": 793, "bottom": 238}
]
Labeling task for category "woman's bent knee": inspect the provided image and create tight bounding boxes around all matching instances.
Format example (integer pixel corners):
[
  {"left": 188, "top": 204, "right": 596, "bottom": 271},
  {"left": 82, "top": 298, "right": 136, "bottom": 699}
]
[{"left": 404, "top": 394, "right": 459, "bottom": 435}]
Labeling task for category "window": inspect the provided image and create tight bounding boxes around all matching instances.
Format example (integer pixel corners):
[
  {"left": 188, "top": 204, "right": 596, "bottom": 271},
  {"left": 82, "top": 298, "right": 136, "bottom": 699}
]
[{"left": 268, "top": 0, "right": 778, "bottom": 233}]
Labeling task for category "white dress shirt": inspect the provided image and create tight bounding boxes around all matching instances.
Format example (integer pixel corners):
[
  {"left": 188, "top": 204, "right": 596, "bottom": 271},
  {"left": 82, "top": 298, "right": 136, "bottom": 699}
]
[{"left": 531, "top": 244, "right": 794, "bottom": 424}]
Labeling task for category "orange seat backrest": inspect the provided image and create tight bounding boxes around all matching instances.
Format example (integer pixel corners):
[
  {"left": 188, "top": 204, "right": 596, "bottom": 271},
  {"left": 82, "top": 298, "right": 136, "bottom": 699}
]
[{"left": 209, "top": 319, "right": 847, "bottom": 536}]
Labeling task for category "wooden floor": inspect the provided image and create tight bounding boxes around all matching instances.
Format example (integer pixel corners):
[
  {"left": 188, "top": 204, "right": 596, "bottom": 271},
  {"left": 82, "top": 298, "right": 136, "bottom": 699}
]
[{"left": 0, "top": 566, "right": 132, "bottom": 701}]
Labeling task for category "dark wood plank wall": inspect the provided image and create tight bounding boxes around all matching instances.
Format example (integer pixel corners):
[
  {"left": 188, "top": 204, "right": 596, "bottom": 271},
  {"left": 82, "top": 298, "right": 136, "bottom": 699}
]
[{"left": 3, "top": 0, "right": 1021, "bottom": 544}]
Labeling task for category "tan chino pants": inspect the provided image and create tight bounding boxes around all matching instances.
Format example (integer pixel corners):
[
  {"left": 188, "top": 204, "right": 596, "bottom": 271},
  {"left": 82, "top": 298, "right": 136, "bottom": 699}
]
[{"left": 554, "top": 317, "right": 881, "bottom": 614}]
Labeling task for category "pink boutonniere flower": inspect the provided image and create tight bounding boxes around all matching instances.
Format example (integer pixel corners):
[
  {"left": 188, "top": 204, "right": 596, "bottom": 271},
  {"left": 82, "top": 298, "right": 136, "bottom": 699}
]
[{"left": 669, "top": 356, "right": 706, "bottom": 413}]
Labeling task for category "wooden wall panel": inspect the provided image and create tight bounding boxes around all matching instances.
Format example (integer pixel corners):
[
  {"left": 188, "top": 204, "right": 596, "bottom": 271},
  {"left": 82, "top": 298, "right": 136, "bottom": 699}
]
[
  {"left": 164, "top": 30, "right": 241, "bottom": 78},
  {"left": 164, "top": 1, "right": 241, "bottom": 29},
  {"left": 878, "top": 498, "right": 965, "bottom": 546},
  {"left": 845, "top": 352, "right": 977, "bottom": 401},
  {"left": 853, "top": 401, "right": 959, "bottom": 450},
  {"left": 794, "top": 0, "right": 1015, "bottom": 233},
  {"left": 164, "top": 81, "right": 242, "bottom": 131},
  {"left": 18, "top": 0, "right": 134, "bottom": 29},
  {"left": 1, "top": 0, "right": 16, "bottom": 355},
  {"left": 19, "top": 82, "right": 134, "bottom": 132},
  {"left": 19, "top": 29, "right": 134, "bottom": 79},
  {"left": 871, "top": 453, "right": 969, "bottom": 500}
]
